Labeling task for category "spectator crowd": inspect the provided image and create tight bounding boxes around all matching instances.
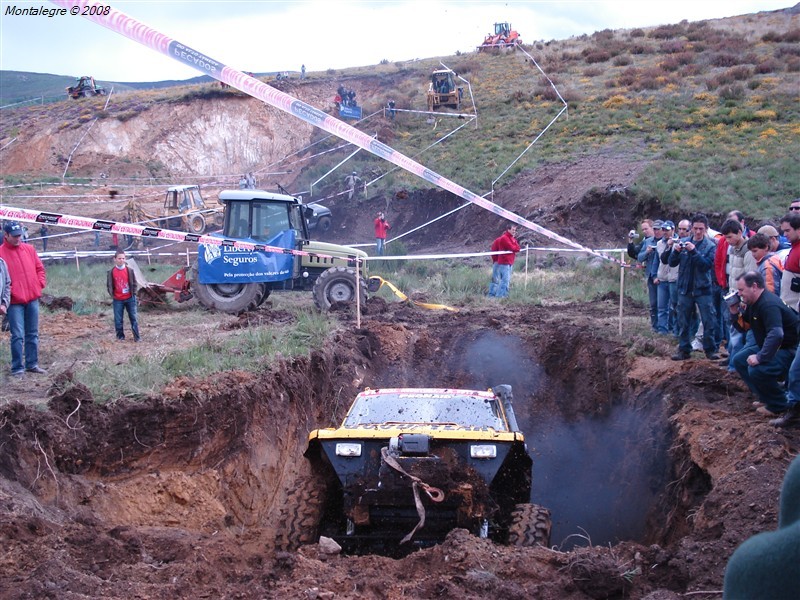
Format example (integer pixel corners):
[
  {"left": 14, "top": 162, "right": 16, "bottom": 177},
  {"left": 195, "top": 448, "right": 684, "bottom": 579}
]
[{"left": 627, "top": 200, "right": 800, "bottom": 429}]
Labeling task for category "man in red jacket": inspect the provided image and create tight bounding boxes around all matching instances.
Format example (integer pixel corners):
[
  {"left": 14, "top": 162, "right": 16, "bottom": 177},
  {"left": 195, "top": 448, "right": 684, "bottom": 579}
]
[
  {"left": 373, "top": 212, "right": 391, "bottom": 256},
  {"left": 0, "top": 222, "right": 47, "bottom": 376},
  {"left": 488, "top": 224, "right": 521, "bottom": 298}
]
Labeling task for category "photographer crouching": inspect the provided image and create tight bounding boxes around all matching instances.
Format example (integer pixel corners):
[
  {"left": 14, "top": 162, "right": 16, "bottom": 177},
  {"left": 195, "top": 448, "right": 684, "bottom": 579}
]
[{"left": 729, "top": 270, "right": 799, "bottom": 420}]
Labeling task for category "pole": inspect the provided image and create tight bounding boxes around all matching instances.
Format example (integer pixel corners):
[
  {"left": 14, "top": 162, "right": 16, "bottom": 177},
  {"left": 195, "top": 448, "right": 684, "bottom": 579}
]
[
  {"left": 355, "top": 259, "right": 362, "bottom": 329},
  {"left": 619, "top": 250, "right": 625, "bottom": 336},
  {"left": 524, "top": 245, "right": 530, "bottom": 291},
  {"left": 75, "top": 248, "right": 80, "bottom": 272}
]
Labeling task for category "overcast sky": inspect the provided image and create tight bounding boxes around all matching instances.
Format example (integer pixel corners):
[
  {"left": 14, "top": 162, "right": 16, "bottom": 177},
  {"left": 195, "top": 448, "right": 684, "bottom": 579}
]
[{"left": 0, "top": 1, "right": 792, "bottom": 82}]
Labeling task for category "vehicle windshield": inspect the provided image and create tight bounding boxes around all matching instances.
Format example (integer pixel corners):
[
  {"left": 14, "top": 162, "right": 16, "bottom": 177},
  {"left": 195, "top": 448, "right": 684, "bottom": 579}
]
[
  {"left": 343, "top": 391, "right": 506, "bottom": 430},
  {"left": 187, "top": 188, "right": 204, "bottom": 209}
]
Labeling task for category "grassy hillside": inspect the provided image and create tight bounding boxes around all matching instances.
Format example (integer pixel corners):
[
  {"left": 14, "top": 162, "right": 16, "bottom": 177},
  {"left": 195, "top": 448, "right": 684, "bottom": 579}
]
[{"left": 2, "top": 8, "right": 798, "bottom": 222}]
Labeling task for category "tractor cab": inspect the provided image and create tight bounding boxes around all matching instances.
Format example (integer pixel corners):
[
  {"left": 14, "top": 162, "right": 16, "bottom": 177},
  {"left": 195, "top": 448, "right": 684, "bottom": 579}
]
[
  {"left": 165, "top": 185, "right": 206, "bottom": 214},
  {"left": 427, "top": 69, "right": 463, "bottom": 111},
  {"left": 221, "top": 190, "right": 308, "bottom": 243},
  {"left": 494, "top": 22, "right": 511, "bottom": 37}
]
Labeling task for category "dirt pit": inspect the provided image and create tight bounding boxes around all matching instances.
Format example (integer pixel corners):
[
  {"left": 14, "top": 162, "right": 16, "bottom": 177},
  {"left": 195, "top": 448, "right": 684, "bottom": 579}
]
[{"left": 1, "top": 297, "right": 797, "bottom": 599}]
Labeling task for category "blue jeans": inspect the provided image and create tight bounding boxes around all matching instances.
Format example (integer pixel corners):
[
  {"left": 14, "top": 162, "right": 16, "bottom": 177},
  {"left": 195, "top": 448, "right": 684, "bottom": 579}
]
[
  {"left": 788, "top": 348, "right": 800, "bottom": 407},
  {"left": 113, "top": 297, "right": 140, "bottom": 340},
  {"left": 714, "top": 284, "right": 728, "bottom": 349},
  {"left": 656, "top": 281, "right": 671, "bottom": 334},
  {"left": 488, "top": 264, "right": 512, "bottom": 298},
  {"left": 727, "top": 325, "right": 744, "bottom": 371},
  {"left": 375, "top": 238, "right": 385, "bottom": 256},
  {"left": 647, "top": 277, "right": 658, "bottom": 330},
  {"left": 7, "top": 300, "right": 40, "bottom": 372},
  {"left": 668, "top": 281, "right": 679, "bottom": 335},
  {"left": 676, "top": 293, "right": 717, "bottom": 355},
  {"left": 733, "top": 344, "right": 794, "bottom": 413}
]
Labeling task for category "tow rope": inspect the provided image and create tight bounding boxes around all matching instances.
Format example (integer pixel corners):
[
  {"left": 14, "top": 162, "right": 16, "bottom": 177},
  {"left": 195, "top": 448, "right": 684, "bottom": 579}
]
[
  {"left": 380, "top": 447, "right": 445, "bottom": 544},
  {"left": 370, "top": 276, "right": 458, "bottom": 312}
]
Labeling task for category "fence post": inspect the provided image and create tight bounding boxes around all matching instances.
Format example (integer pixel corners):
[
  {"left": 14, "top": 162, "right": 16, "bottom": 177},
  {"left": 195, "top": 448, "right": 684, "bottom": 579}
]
[{"left": 355, "top": 259, "right": 362, "bottom": 329}]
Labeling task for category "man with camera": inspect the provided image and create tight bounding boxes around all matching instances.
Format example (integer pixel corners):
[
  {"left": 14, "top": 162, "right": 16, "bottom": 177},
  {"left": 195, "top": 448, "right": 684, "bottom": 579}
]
[
  {"left": 729, "top": 271, "right": 798, "bottom": 417},
  {"left": 626, "top": 220, "right": 652, "bottom": 260},
  {"left": 668, "top": 213, "right": 719, "bottom": 361}
]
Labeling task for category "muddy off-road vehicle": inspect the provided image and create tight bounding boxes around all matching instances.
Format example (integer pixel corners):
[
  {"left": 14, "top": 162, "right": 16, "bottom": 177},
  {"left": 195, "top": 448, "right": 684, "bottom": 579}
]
[
  {"left": 193, "top": 190, "right": 370, "bottom": 313},
  {"left": 277, "top": 385, "right": 551, "bottom": 555}
]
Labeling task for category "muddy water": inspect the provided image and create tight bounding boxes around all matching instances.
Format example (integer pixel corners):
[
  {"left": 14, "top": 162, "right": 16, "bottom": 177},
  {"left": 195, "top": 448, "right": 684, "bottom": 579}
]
[
  {"left": 455, "top": 331, "right": 671, "bottom": 550},
  {"left": 528, "top": 404, "right": 671, "bottom": 549}
]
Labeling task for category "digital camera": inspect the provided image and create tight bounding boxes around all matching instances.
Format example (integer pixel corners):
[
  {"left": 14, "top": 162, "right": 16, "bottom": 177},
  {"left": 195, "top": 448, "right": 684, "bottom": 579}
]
[
  {"left": 724, "top": 290, "right": 741, "bottom": 307},
  {"left": 628, "top": 230, "right": 640, "bottom": 240}
]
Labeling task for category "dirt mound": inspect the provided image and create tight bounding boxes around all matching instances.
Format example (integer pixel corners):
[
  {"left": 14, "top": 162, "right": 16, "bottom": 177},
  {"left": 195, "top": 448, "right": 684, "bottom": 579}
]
[{"left": 1, "top": 299, "right": 796, "bottom": 598}]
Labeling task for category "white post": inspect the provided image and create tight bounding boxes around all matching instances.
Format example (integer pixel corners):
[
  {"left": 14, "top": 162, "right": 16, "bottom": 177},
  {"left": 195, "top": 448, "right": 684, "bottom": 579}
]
[
  {"left": 355, "top": 259, "right": 362, "bottom": 329},
  {"left": 524, "top": 245, "right": 530, "bottom": 291},
  {"left": 75, "top": 248, "right": 80, "bottom": 272}
]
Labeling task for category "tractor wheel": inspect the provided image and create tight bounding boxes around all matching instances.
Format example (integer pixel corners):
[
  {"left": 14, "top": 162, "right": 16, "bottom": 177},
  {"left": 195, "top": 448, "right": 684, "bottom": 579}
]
[
  {"left": 194, "top": 281, "right": 264, "bottom": 314},
  {"left": 316, "top": 216, "right": 332, "bottom": 233},
  {"left": 274, "top": 473, "right": 328, "bottom": 551},
  {"left": 188, "top": 214, "right": 206, "bottom": 234},
  {"left": 256, "top": 286, "right": 271, "bottom": 307},
  {"left": 312, "top": 266, "right": 367, "bottom": 311},
  {"left": 507, "top": 503, "right": 552, "bottom": 547},
  {"left": 213, "top": 213, "right": 225, "bottom": 228}
]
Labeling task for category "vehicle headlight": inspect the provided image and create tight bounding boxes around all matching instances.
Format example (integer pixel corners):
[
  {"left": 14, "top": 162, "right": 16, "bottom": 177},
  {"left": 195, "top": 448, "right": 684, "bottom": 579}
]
[
  {"left": 470, "top": 444, "right": 497, "bottom": 459},
  {"left": 335, "top": 442, "right": 362, "bottom": 457}
]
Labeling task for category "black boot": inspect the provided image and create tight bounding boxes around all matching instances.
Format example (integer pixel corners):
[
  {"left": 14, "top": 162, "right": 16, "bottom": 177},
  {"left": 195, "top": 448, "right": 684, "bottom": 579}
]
[{"left": 770, "top": 403, "right": 800, "bottom": 428}]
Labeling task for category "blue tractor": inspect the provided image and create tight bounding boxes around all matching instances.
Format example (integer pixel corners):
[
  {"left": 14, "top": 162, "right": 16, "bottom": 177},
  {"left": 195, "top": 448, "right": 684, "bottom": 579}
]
[{"left": 192, "top": 190, "right": 369, "bottom": 313}]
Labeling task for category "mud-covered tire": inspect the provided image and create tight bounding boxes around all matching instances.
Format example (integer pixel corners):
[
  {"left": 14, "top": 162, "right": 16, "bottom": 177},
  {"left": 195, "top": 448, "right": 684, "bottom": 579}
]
[
  {"left": 188, "top": 214, "right": 206, "bottom": 234},
  {"left": 194, "top": 282, "right": 264, "bottom": 313},
  {"left": 274, "top": 475, "right": 327, "bottom": 551},
  {"left": 508, "top": 503, "right": 552, "bottom": 547},
  {"left": 312, "top": 266, "right": 367, "bottom": 311},
  {"left": 316, "top": 216, "right": 332, "bottom": 233}
]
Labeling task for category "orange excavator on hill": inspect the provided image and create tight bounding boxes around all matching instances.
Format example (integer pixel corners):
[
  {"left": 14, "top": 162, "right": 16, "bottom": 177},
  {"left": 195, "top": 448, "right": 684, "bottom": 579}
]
[{"left": 478, "top": 22, "right": 521, "bottom": 51}]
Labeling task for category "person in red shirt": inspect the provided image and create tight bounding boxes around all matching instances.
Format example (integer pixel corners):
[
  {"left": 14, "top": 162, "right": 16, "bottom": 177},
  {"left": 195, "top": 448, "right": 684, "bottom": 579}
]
[
  {"left": 0, "top": 221, "right": 47, "bottom": 376},
  {"left": 373, "top": 212, "right": 391, "bottom": 256},
  {"left": 488, "top": 224, "right": 521, "bottom": 298},
  {"left": 106, "top": 250, "right": 141, "bottom": 342}
]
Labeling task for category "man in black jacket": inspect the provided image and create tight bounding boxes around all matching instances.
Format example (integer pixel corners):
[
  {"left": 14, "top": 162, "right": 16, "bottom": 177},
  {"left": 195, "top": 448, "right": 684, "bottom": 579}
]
[{"left": 730, "top": 271, "right": 799, "bottom": 415}]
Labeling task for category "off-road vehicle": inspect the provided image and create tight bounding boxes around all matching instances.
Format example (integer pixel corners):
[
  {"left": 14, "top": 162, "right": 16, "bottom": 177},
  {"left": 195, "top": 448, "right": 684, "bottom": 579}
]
[{"left": 277, "top": 385, "right": 551, "bottom": 555}]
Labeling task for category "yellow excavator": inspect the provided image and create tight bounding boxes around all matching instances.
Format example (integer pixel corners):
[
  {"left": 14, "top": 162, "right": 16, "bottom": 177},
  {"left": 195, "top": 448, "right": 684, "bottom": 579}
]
[{"left": 426, "top": 69, "right": 463, "bottom": 111}]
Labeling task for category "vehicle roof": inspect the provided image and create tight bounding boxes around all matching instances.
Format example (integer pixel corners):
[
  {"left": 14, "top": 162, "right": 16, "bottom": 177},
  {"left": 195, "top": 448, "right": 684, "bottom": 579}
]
[
  {"left": 357, "top": 387, "right": 495, "bottom": 400},
  {"left": 166, "top": 185, "right": 200, "bottom": 192},
  {"left": 218, "top": 189, "right": 299, "bottom": 203}
]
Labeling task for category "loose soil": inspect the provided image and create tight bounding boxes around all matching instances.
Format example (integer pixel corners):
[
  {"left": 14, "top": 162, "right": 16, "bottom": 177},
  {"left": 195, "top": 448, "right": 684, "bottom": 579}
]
[{"left": 1, "top": 157, "right": 797, "bottom": 599}]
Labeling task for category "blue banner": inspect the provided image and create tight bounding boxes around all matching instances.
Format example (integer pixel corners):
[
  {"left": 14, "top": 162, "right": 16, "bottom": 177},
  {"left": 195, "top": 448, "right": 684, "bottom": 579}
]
[
  {"left": 198, "top": 230, "right": 296, "bottom": 284},
  {"left": 339, "top": 105, "right": 362, "bottom": 120}
]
